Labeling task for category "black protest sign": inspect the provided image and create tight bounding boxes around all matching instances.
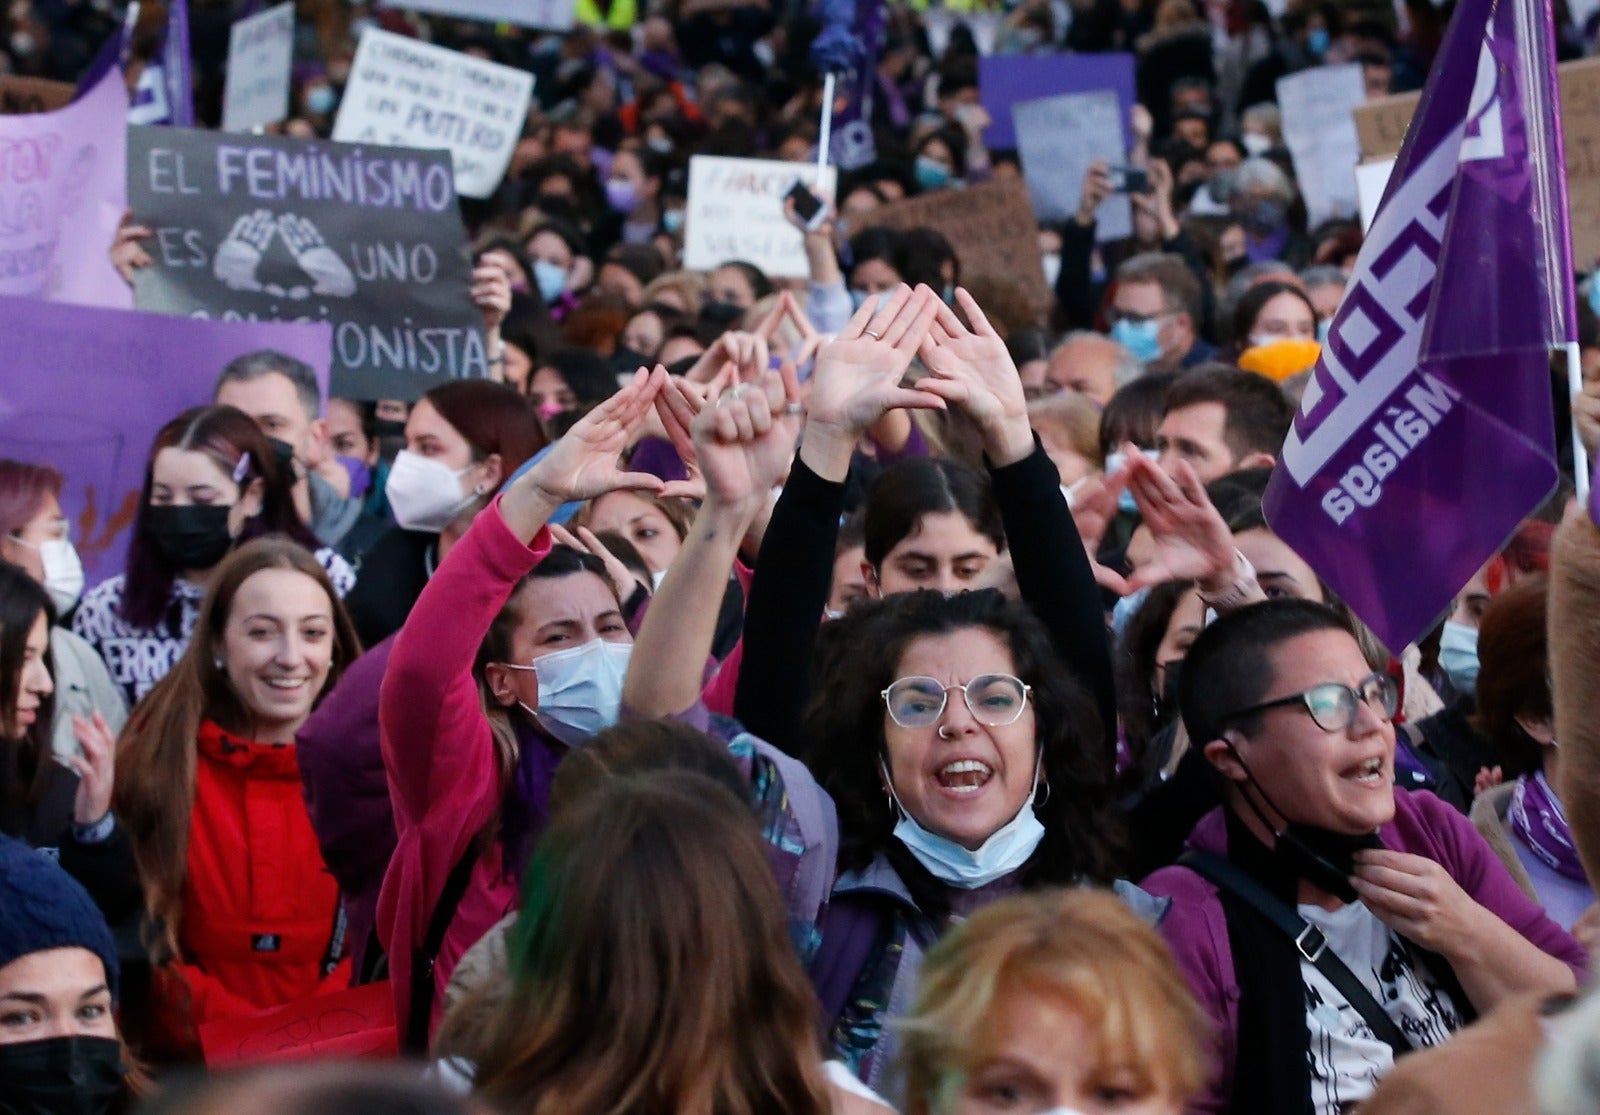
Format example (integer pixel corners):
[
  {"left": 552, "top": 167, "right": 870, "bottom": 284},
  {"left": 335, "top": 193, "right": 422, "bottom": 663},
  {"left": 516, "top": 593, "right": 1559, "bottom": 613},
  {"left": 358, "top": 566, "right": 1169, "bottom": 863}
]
[{"left": 128, "top": 125, "right": 487, "bottom": 401}]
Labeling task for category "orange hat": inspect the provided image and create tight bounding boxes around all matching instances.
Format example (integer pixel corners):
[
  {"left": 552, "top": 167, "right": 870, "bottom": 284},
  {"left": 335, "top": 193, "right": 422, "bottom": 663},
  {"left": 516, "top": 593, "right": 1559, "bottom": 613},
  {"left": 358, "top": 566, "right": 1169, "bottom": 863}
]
[{"left": 1237, "top": 338, "right": 1322, "bottom": 383}]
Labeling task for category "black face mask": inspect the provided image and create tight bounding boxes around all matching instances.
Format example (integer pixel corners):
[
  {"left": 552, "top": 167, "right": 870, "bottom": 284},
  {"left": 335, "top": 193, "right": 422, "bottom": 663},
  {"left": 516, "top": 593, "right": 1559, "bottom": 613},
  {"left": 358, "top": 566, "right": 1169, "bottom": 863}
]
[
  {"left": 0, "top": 1035, "right": 126, "bottom": 1115},
  {"left": 1228, "top": 743, "right": 1385, "bottom": 903},
  {"left": 266, "top": 436, "right": 297, "bottom": 470},
  {"left": 146, "top": 503, "right": 235, "bottom": 571},
  {"left": 372, "top": 419, "right": 407, "bottom": 440},
  {"left": 1154, "top": 658, "right": 1183, "bottom": 723}
]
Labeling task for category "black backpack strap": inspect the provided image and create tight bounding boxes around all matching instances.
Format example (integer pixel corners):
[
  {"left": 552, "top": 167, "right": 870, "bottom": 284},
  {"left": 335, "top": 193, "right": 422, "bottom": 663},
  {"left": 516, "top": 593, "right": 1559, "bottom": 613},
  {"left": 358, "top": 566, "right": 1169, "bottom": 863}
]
[
  {"left": 1179, "top": 850, "right": 1415, "bottom": 1061},
  {"left": 403, "top": 847, "right": 479, "bottom": 1055}
]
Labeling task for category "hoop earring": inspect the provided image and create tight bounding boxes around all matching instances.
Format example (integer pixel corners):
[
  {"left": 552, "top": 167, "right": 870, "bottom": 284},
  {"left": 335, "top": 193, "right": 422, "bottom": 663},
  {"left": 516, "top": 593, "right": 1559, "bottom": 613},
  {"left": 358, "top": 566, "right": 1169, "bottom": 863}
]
[{"left": 1035, "top": 780, "right": 1051, "bottom": 807}]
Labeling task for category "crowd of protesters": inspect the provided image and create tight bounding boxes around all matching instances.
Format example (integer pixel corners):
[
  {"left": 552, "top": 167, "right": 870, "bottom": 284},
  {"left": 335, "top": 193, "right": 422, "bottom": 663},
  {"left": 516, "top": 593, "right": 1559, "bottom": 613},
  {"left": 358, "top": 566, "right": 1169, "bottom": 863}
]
[{"left": 11, "top": 0, "right": 1600, "bottom": 1113}]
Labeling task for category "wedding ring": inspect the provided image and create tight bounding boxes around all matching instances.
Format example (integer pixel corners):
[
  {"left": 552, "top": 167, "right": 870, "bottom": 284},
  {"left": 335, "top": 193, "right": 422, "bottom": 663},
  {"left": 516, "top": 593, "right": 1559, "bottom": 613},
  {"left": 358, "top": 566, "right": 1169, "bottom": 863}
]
[
  {"left": 784, "top": 402, "right": 804, "bottom": 416},
  {"left": 864, "top": 329, "right": 882, "bottom": 340}
]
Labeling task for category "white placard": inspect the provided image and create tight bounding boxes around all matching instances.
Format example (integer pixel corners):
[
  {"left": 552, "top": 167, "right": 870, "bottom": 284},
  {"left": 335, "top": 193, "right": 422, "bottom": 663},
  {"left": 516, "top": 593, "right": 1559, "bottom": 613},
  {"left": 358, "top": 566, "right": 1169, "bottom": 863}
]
[
  {"left": 682, "top": 157, "right": 838, "bottom": 279},
  {"left": 378, "top": 0, "right": 574, "bottom": 31},
  {"left": 1012, "top": 90, "right": 1131, "bottom": 240},
  {"left": 1356, "top": 157, "right": 1396, "bottom": 233},
  {"left": 221, "top": 2, "right": 294, "bottom": 133},
  {"left": 1276, "top": 63, "right": 1366, "bottom": 228},
  {"left": 332, "top": 28, "right": 534, "bottom": 199},
  {"left": 923, "top": 10, "right": 1003, "bottom": 57}
]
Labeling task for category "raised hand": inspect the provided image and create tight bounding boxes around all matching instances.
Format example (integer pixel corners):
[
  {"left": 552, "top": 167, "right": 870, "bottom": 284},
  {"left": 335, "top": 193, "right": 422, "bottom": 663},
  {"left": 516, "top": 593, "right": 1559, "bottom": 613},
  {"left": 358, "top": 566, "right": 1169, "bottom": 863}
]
[
  {"left": 802, "top": 284, "right": 950, "bottom": 479},
  {"left": 694, "top": 369, "right": 802, "bottom": 514},
  {"left": 522, "top": 367, "right": 669, "bottom": 505},
  {"left": 470, "top": 258, "right": 512, "bottom": 333},
  {"left": 918, "top": 288, "right": 1033, "bottom": 466},
  {"left": 68, "top": 711, "right": 117, "bottom": 827},
  {"left": 683, "top": 329, "right": 770, "bottom": 387},
  {"left": 213, "top": 210, "right": 274, "bottom": 292},
  {"left": 549, "top": 522, "right": 646, "bottom": 601},
  {"left": 1119, "top": 447, "right": 1237, "bottom": 592},
  {"left": 111, "top": 209, "right": 153, "bottom": 285},
  {"left": 1076, "top": 160, "right": 1114, "bottom": 228},
  {"left": 278, "top": 214, "right": 356, "bottom": 297}
]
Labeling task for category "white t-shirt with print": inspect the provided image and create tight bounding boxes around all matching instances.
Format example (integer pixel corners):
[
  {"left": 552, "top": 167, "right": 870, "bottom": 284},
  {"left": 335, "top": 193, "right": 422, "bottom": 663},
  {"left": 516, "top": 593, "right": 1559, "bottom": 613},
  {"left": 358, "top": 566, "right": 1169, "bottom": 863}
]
[{"left": 1299, "top": 899, "right": 1464, "bottom": 1115}]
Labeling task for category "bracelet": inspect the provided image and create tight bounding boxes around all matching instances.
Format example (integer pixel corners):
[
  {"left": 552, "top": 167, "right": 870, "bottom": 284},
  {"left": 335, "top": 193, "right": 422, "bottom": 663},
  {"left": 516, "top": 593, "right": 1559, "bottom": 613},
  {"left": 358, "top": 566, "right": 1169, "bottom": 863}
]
[
  {"left": 1197, "top": 549, "right": 1261, "bottom": 613},
  {"left": 73, "top": 813, "right": 117, "bottom": 844}
]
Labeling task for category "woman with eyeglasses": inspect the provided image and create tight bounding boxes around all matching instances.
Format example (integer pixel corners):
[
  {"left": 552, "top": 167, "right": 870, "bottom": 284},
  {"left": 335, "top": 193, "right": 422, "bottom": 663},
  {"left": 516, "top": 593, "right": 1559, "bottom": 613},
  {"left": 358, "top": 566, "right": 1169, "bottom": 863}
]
[
  {"left": 623, "top": 322, "right": 1128, "bottom": 1099},
  {"left": 1142, "top": 599, "right": 1582, "bottom": 1115}
]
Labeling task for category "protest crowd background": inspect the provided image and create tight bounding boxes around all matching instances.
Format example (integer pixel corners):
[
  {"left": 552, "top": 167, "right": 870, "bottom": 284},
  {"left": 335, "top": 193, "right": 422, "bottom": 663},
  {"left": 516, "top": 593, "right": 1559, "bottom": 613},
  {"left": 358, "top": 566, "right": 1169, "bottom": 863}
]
[{"left": 13, "top": 0, "right": 1600, "bottom": 1112}]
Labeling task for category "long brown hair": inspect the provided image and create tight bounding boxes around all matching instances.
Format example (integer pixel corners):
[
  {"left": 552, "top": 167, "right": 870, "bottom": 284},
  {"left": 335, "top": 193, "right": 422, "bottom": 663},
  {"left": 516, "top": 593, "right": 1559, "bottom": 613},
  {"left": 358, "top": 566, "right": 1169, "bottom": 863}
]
[
  {"left": 471, "top": 770, "right": 832, "bottom": 1115},
  {"left": 114, "top": 537, "right": 361, "bottom": 954}
]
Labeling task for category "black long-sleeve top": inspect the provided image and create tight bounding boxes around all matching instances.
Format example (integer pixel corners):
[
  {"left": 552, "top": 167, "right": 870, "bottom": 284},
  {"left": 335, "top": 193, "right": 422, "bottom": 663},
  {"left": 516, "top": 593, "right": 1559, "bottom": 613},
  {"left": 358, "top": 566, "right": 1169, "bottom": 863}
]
[{"left": 734, "top": 439, "right": 1116, "bottom": 765}]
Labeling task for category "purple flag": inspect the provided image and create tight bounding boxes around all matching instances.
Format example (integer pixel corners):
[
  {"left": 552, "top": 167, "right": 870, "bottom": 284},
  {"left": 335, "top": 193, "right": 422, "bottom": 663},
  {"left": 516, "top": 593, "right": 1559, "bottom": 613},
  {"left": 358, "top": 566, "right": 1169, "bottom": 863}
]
[
  {"left": 0, "top": 296, "right": 330, "bottom": 584},
  {"left": 129, "top": 0, "right": 195, "bottom": 127},
  {"left": 0, "top": 67, "right": 131, "bottom": 310},
  {"left": 1262, "top": 0, "right": 1574, "bottom": 653}
]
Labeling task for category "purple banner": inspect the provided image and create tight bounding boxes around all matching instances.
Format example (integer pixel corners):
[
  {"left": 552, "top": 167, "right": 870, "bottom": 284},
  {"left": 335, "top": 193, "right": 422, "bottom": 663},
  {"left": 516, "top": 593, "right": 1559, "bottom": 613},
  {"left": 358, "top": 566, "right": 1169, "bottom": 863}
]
[
  {"left": 1264, "top": 0, "right": 1573, "bottom": 652},
  {"left": 0, "top": 68, "right": 132, "bottom": 310},
  {"left": 977, "top": 52, "right": 1134, "bottom": 151},
  {"left": 0, "top": 296, "right": 330, "bottom": 584}
]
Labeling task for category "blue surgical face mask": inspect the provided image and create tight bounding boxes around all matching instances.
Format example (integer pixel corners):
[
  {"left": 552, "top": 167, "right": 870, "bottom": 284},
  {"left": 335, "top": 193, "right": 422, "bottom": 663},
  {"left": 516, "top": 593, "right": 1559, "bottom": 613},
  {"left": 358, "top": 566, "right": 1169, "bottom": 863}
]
[
  {"left": 532, "top": 258, "right": 568, "bottom": 303},
  {"left": 1317, "top": 319, "right": 1332, "bottom": 344},
  {"left": 1103, "top": 447, "right": 1159, "bottom": 513},
  {"left": 850, "top": 287, "right": 871, "bottom": 310},
  {"left": 885, "top": 756, "right": 1046, "bottom": 888},
  {"left": 305, "top": 85, "right": 336, "bottom": 115},
  {"left": 1110, "top": 584, "right": 1152, "bottom": 637},
  {"left": 661, "top": 208, "right": 685, "bottom": 234},
  {"left": 1307, "top": 27, "right": 1330, "bottom": 56},
  {"left": 1110, "top": 317, "right": 1163, "bottom": 365},
  {"left": 1438, "top": 620, "right": 1481, "bottom": 696},
  {"left": 508, "top": 638, "right": 633, "bottom": 746},
  {"left": 914, "top": 155, "right": 953, "bottom": 191}
]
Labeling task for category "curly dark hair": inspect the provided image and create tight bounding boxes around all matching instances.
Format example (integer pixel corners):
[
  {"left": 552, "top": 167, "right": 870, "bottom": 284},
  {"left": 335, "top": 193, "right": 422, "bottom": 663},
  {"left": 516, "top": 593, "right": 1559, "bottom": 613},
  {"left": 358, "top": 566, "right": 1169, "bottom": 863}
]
[{"left": 800, "top": 589, "right": 1120, "bottom": 901}]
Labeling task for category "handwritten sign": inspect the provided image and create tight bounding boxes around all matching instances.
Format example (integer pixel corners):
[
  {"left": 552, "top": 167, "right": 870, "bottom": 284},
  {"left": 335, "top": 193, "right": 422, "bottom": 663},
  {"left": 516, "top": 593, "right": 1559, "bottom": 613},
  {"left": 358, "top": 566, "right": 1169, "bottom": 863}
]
[
  {"left": 860, "top": 178, "right": 1049, "bottom": 310},
  {"left": 128, "top": 126, "right": 486, "bottom": 400},
  {"left": 200, "top": 982, "right": 397, "bottom": 1068},
  {"left": 0, "top": 67, "right": 130, "bottom": 309},
  {"left": 1276, "top": 64, "right": 1365, "bottom": 228},
  {"left": 378, "top": 0, "right": 574, "bottom": 31},
  {"left": 1012, "top": 89, "right": 1131, "bottom": 239},
  {"left": 332, "top": 28, "right": 534, "bottom": 199},
  {"left": 977, "top": 53, "right": 1135, "bottom": 151},
  {"left": 1352, "top": 57, "right": 1600, "bottom": 269},
  {"left": 682, "top": 156, "right": 837, "bottom": 279},
  {"left": 222, "top": 2, "right": 294, "bottom": 133},
  {"left": 0, "top": 295, "right": 330, "bottom": 585},
  {"left": 0, "top": 75, "right": 73, "bottom": 115}
]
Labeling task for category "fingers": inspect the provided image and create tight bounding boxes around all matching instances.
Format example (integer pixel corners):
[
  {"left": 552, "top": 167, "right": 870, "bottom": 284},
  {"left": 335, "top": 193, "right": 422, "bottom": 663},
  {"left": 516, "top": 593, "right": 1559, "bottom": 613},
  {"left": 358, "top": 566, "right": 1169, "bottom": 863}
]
[
  {"left": 881, "top": 285, "right": 940, "bottom": 352},
  {"left": 755, "top": 295, "right": 786, "bottom": 341},
  {"left": 574, "top": 526, "right": 618, "bottom": 562},
  {"left": 861, "top": 284, "right": 912, "bottom": 341},
  {"left": 548, "top": 522, "right": 589, "bottom": 553},
  {"left": 953, "top": 288, "right": 1000, "bottom": 339}
]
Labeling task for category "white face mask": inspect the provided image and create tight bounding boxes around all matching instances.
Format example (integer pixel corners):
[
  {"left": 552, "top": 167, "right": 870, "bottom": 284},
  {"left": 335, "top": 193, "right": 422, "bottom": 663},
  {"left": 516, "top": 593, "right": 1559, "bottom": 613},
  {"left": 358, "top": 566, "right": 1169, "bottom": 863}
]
[
  {"left": 1041, "top": 252, "right": 1062, "bottom": 289},
  {"left": 386, "top": 450, "right": 477, "bottom": 533},
  {"left": 885, "top": 754, "right": 1046, "bottom": 888},
  {"left": 507, "top": 638, "right": 633, "bottom": 747},
  {"left": 1241, "top": 132, "right": 1273, "bottom": 156},
  {"left": 10, "top": 535, "right": 84, "bottom": 614}
]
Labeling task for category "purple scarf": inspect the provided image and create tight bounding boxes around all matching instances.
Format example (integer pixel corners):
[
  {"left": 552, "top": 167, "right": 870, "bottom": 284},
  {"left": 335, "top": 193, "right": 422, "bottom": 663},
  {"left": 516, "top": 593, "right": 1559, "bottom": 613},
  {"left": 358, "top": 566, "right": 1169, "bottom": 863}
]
[{"left": 1509, "top": 771, "right": 1587, "bottom": 881}]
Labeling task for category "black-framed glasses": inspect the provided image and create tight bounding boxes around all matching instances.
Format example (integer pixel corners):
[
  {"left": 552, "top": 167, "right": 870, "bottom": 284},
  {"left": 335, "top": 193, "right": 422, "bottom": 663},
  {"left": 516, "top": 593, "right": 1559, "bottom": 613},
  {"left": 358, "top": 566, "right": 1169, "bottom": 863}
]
[
  {"left": 1223, "top": 671, "right": 1398, "bottom": 734},
  {"left": 881, "top": 674, "right": 1033, "bottom": 729}
]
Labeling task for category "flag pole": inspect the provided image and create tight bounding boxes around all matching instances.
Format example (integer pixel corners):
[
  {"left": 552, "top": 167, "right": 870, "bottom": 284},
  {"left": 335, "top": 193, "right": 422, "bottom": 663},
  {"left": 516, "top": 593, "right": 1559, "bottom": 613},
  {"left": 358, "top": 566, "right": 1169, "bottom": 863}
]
[
  {"left": 817, "top": 71, "right": 835, "bottom": 186},
  {"left": 1567, "top": 340, "right": 1590, "bottom": 507}
]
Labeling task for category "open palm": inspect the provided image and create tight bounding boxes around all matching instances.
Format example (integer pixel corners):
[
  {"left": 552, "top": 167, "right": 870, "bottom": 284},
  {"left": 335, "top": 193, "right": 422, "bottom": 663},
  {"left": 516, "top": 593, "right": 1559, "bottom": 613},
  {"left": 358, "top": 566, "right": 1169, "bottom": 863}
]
[
  {"left": 918, "top": 290, "right": 1027, "bottom": 433},
  {"left": 530, "top": 367, "right": 670, "bottom": 503},
  {"left": 1123, "top": 451, "right": 1237, "bottom": 590},
  {"left": 808, "top": 285, "right": 950, "bottom": 436}
]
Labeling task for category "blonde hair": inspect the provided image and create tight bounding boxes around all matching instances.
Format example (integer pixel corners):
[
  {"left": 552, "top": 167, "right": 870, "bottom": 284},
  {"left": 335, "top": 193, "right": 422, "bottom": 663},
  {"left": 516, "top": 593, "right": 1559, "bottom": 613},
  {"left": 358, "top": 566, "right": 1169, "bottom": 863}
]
[
  {"left": 642, "top": 270, "right": 706, "bottom": 313},
  {"left": 1027, "top": 392, "right": 1103, "bottom": 466},
  {"left": 901, "top": 889, "right": 1208, "bottom": 1115}
]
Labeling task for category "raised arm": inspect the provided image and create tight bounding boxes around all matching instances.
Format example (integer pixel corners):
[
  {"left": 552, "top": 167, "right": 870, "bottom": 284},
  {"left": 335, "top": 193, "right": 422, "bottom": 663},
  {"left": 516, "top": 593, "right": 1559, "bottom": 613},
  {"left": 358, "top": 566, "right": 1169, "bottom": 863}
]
[
  {"left": 734, "top": 286, "right": 951, "bottom": 747},
  {"left": 626, "top": 368, "right": 803, "bottom": 719}
]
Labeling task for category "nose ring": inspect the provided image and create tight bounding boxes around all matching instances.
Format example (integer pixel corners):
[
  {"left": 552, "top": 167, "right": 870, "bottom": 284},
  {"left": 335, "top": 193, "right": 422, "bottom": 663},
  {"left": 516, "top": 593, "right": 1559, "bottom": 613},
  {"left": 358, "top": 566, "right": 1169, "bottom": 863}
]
[{"left": 938, "top": 726, "right": 954, "bottom": 739}]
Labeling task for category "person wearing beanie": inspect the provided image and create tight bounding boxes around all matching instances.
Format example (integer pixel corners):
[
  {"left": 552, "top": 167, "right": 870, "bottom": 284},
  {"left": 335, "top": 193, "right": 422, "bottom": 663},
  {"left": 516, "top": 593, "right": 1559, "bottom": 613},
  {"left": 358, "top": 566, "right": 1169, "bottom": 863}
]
[{"left": 0, "top": 834, "right": 144, "bottom": 1115}]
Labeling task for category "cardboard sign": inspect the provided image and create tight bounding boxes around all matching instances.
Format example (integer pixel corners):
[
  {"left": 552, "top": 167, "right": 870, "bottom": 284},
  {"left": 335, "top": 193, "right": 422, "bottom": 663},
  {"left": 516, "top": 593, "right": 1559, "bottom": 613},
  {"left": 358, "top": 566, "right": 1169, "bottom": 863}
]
[
  {"left": 332, "top": 28, "right": 534, "bottom": 199},
  {"left": 1353, "top": 57, "right": 1600, "bottom": 269},
  {"left": 682, "top": 156, "right": 837, "bottom": 279},
  {"left": 977, "top": 52, "right": 1135, "bottom": 151},
  {"left": 378, "top": 0, "right": 575, "bottom": 31},
  {"left": 858, "top": 178, "right": 1048, "bottom": 309},
  {"left": 1276, "top": 64, "right": 1365, "bottom": 228},
  {"left": 200, "top": 982, "right": 397, "bottom": 1068},
  {"left": 222, "top": 2, "right": 295, "bottom": 133},
  {"left": 1012, "top": 89, "right": 1131, "bottom": 239},
  {"left": 0, "top": 67, "right": 131, "bottom": 309},
  {"left": 0, "top": 295, "right": 330, "bottom": 584},
  {"left": 0, "top": 75, "right": 73, "bottom": 115},
  {"left": 127, "top": 126, "right": 488, "bottom": 400}
]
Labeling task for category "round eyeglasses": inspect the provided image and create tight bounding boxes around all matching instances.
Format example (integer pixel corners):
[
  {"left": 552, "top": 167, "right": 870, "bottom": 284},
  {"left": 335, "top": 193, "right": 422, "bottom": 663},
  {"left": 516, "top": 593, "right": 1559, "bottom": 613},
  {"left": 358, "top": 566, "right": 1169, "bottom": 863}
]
[
  {"left": 1223, "top": 671, "right": 1399, "bottom": 734},
  {"left": 881, "top": 673, "right": 1033, "bottom": 730}
]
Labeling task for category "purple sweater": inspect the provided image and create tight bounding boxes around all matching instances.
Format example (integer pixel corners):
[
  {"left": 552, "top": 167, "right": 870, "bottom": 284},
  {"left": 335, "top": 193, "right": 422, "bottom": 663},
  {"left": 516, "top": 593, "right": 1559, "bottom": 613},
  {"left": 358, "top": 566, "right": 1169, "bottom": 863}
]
[{"left": 1143, "top": 789, "right": 1588, "bottom": 1114}]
